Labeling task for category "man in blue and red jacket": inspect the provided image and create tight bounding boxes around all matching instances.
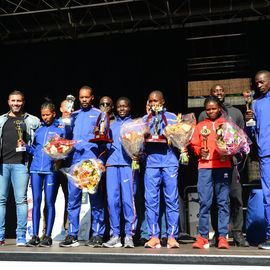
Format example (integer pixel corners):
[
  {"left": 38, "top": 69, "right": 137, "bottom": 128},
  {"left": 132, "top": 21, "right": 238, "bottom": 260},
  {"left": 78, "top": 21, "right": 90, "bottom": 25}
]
[{"left": 59, "top": 86, "right": 106, "bottom": 248}]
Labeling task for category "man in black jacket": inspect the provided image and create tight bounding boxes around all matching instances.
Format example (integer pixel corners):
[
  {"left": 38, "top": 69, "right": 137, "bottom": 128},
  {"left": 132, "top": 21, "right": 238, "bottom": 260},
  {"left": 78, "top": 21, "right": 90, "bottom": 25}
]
[{"left": 198, "top": 84, "right": 249, "bottom": 247}]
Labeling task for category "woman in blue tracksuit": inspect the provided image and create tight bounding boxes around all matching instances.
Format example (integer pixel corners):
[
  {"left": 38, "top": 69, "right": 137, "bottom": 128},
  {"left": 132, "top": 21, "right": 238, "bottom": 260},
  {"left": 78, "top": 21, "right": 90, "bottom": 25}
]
[
  {"left": 21, "top": 99, "right": 65, "bottom": 247},
  {"left": 101, "top": 97, "right": 138, "bottom": 248}
]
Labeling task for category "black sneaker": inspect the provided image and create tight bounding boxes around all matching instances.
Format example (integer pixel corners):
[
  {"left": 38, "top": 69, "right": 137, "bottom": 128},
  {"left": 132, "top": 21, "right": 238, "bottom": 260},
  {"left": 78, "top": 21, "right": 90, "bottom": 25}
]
[
  {"left": 138, "top": 238, "right": 148, "bottom": 246},
  {"left": 59, "top": 235, "right": 79, "bottom": 247},
  {"left": 209, "top": 234, "right": 218, "bottom": 247},
  {"left": 26, "top": 235, "right": 40, "bottom": 247},
  {"left": 39, "top": 235, "right": 52, "bottom": 247},
  {"left": 160, "top": 237, "right": 168, "bottom": 247},
  {"left": 232, "top": 232, "right": 249, "bottom": 247},
  {"left": 85, "top": 235, "right": 103, "bottom": 247},
  {"left": 178, "top": 233, "right": 196, "bottom": 241}
]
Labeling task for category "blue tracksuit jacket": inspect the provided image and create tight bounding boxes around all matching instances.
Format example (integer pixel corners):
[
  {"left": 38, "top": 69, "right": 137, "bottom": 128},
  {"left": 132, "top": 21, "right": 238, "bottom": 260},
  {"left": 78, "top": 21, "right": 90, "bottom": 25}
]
[
  {"left": 247, "top": 91, "right": 270, "bottom": 158},
  {"left": 26, "top": 119, "right": 65, "bottom": 173},
  {"left": 105, "top": 116, "right": 133, "bottom": 166},
  {"left": 70, "top": 106, "right": 102, "bottom": 164}
]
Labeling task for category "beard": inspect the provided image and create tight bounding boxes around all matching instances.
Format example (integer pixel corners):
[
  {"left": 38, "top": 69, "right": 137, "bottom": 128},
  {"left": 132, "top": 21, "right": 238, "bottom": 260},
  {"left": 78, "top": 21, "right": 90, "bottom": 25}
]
[{"left": 10, "top": 105, "right": 23, "bottom": 114}]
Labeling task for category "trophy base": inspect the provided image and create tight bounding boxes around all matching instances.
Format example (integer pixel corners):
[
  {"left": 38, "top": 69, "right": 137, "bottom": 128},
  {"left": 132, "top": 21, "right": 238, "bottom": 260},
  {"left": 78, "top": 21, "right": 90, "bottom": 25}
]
[
  {"left": 61, "top": 117, "right": 71, "bottom": 125},
  {"left": 89, "top": 134, "right": 113, "bottom": 144},
  {"left": 16, "top": 146, "right": 26, "bottom": 152},
  {"left": 246, "top": 119, "right": 256, "bottom": 127},
  {"left": 145, "top": 135, "right": 167, "bottom": 143},
  {"left": 201, "top": 153, "right": 210, "bottom": 160}
]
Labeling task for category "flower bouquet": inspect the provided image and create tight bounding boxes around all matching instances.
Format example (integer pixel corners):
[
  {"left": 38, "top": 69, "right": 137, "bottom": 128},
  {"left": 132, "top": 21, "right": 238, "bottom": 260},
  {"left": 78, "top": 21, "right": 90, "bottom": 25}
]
[
  {"left": 164, "top": 113, "right": 196, "bottom": 165},
  {"left": 216, "top": 121, "right": 250, "bottom": 157},
  {"left": 61, "top": 159, "right": 102, "bottom": 194},
  {"left": 120, "top": 118, "right": 149, "bottom": 170},
  {"left": 42, "top": 133, "right": 78, "bottom": 160}
]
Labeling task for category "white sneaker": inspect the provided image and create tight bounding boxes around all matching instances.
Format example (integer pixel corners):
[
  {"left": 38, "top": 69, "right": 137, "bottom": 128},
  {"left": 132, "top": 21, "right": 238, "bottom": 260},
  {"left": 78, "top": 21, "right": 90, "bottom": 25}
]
[
  {"left": 124, "top": 236, "right": 134, "bottom": 248},
  {"left": 103, "top": 236, "right": 122, "bottom": 248}
]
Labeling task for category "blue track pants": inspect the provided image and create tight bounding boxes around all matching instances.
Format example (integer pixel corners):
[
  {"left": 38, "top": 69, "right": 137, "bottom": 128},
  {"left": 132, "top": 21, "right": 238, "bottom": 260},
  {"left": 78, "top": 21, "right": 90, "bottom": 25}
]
[
  {"left": 144, "top": 166, "right": 179, "bottom": 239},
  {"left": 106, "top": 166, "right": 138, "bottom": 237},
  {"left": 67, "top": 180, "right": 105, "bottom": 237},
  {"left": 31, "top": 173, "right": 57, "bottom": 236},
  {"left": 197, "top": 167, "right": 231, "bottom": 238},
  {"left": 260, "top": 156, "right": 270, "bottom": 237}
]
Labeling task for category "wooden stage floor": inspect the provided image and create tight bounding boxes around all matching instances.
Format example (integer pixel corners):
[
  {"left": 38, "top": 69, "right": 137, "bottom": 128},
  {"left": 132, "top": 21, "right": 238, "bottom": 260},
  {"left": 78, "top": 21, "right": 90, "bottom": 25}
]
[{"left": 0, "top": 239, "right": 270, "bottom": 266}]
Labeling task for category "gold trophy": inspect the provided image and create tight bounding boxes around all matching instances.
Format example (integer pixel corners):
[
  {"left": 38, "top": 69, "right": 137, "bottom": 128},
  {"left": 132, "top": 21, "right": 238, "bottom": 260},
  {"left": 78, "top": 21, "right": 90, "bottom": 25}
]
[
  {"left": 145, "top": 104, "right": 167, "bottom": 143},
  {"left": 242, "top": 90, "right": 256, "bottom": 127},
  {"left": 89, "top": 103, "right": 113, "bottom": 144},
  {"left": 200, "top": 126, "right": 210, "bottom": 160},
  {"left": 14, "top": 120, "right": 26, "bottom": 152}
]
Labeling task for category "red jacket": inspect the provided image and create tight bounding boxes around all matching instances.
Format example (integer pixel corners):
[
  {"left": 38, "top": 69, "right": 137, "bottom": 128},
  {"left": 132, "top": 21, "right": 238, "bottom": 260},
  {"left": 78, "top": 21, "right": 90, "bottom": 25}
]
[{"left": 190, "top": 117, "right": 232, "bottom": 169}]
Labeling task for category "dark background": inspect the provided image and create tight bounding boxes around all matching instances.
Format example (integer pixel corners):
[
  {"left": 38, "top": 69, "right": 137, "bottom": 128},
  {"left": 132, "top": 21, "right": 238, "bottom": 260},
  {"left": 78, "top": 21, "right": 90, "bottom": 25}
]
[
  {"left": 0, "top": 30, "right": 188, "bottom": 119},
  {"left": 1, "top": 22, "right": 270, "bottom": 117}
]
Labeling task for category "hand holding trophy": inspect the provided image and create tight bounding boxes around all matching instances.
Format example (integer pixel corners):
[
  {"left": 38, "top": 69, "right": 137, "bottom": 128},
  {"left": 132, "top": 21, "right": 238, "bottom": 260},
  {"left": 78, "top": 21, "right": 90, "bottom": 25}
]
[
  {"left": 242, "top": 90, "right": 256, "bottom": 127},
  {"left": 145, "top": 104, "right": 167, "bottom": 143},
  {"left": 89, "top": 103, "right": 113, "bottom": 144},
  {"left": 62, "top": 94, "right": 75, "bottom": 125},
  {"left": 200, "top": 126, "right": 210, "bottom": 160},
  {"left": 14, "top": 120, "right": 26, "bottom": 152}
]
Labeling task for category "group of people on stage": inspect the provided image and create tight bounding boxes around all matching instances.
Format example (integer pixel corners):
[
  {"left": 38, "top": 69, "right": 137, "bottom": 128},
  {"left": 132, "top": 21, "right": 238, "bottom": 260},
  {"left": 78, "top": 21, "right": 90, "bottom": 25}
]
[{"left": 1, "top": 69, "right": 270, "bottom": 250}]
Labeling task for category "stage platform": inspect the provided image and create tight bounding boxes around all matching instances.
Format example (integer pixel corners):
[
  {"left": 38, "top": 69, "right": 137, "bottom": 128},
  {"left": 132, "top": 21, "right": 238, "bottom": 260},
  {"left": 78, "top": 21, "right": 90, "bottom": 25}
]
[{"left": 0, "top": 239, "right": 270, "bottom": 266}]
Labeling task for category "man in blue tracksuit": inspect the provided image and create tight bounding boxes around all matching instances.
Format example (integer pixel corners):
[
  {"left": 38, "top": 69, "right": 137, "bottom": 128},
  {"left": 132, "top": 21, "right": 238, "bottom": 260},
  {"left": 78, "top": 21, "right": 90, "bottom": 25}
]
[
  {"left": 245, "top": 70, "right": 270, "bottom": 250},
  {"left": 143, "top": 90, "right": 180, "bottom": 249},
  {"left": 59, "top": 86, "right": 106, "bottom": 248},
  {"left": 101, "top": 97, "right": 138, "bottom": 248}
]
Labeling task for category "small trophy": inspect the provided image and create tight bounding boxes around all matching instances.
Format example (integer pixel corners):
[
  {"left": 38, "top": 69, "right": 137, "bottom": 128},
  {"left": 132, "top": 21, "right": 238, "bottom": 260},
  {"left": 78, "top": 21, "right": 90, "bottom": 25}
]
[
  {"left": 145, "top": 104, "right": 167, "bottom": 143},
  {"left": 89, "top": 103, "right": 113, "bottom": 144},
  {"left": 62, "top": 94, "right": 75, "bottom": 125},
  {"left": 200, "top": 126, "right": 210, "bottom": 160},
  {"left": 14, "top": 120, "right": 26, "bottom": 152},
  {"left": 242, "top": 90, "right": 256, "bottom": 127}
]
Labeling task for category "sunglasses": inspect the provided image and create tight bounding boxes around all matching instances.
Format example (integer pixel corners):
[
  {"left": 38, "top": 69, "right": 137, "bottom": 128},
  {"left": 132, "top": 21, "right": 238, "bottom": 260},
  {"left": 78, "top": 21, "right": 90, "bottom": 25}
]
[{"left": 100, "top": 102, "right": 111, "bottom": 106}]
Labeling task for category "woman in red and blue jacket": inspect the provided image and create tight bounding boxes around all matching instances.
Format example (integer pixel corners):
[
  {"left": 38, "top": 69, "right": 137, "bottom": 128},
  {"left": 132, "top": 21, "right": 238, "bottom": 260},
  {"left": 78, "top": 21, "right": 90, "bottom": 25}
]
[
  {"left": 21, "top": 99, "right": 65, "bottom": 248},
  {"left": 190, "top": 95, "right": 232, "bottom": 250}
]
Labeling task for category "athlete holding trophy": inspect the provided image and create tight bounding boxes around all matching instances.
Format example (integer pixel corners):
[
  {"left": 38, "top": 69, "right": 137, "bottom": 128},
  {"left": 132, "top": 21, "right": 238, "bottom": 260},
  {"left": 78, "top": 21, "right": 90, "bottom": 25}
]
[{"left": 242, "top": 90, "right": 256, "bottom": 127}]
